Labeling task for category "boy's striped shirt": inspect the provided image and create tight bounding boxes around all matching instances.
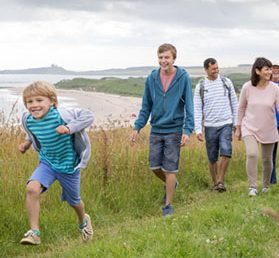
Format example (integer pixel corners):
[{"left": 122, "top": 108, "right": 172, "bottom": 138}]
[{"left": 27, "top": 107, "right": 79, "bottom": 174}]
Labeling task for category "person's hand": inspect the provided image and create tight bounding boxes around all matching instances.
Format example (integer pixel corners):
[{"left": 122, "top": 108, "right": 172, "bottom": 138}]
[
  {"left": 18, "top": 141, "right": 32, "bottom": 154},
  {"left": 130, "top": 130, "right": 138, "bottom": 146},
  {"left": 181, "top": 134, "right": 190, "bottom": 147},
  {"left": 196, "top": 133, "right": 204, "bottom": 142},
  {"left": 234, "top": 126, "right": 241, "bottom": 141},
  {"left": 56, "top": 125, "right": 70, "bottom": 134}
]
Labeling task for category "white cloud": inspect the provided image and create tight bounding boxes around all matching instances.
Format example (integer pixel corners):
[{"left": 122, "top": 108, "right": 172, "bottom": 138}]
[{"left": 0, "top": 0, "right": 278, "bottom": 70}]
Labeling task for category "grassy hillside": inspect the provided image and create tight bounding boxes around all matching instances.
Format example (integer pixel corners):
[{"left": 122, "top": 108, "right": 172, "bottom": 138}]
[
  {"left": 1, "top": 124, "right": 279, "bottom": 257},
  {"left": 56, "top": 73, "right": 249, "bottom": 97},
  {"left": 56, "top": 77, "right": 146, "bottom": 97}
]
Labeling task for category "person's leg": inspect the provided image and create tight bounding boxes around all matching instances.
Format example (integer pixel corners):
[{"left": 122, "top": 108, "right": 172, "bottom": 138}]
[
  {"left": 153, "top": 168, "right": 166, "bottom": 183},
  {"left": 243, "top": 136, "right": 259, "bottom": 188},
  {"left": 218, "top": 124, "right": 233, "bottom": 185},
  {"left": 218, "top": 156, "right": 230, "bottom": 184},
  {"left": 271, "top": 141, "right": 278, "bottom": 184},
  {"left": 261, "top": 143, "right": 274, "bottom": 189},
  {"left": 59, "top": 170, "right": 83, "bottom": 220},
  {"left": 25, "top": 162, "right": 55, "bottom": 230},
  {"left": 149, "top": 133, "right": 164, "bottom": 182},
  {"left": 72, "top": 200, "right": 93, "bottom": 241},
  {"left": 59, "top": 170, "right": 93, "bottom": 241},
  {"left": 208, "top": 162, "right": 218, "bottom": 186},
  {"left": 26, "top": 181, "right": 42, "bottom": 231},
  {"left": 161, "top": 132, "right": 182, "bottom": 216},
  {"left": 21, "top": 162, "right": 56, "bottom": 245},
  {"left": 72, "top": 200, "right": 85, "bottom": 224},
  {"left": 205, "top": 126, "right": 219, "bottom": 186},
  {"left": 165, "top": 173, "right": 176, "bottom": 205}
]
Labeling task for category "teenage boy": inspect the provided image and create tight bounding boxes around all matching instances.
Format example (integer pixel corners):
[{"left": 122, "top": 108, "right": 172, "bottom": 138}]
[{"left": 130, "top": 43, "right": 194, "bottom": 216}]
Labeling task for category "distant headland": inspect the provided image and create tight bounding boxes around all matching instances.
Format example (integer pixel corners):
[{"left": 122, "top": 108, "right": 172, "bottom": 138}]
[{"left": 0, "top": 64, "right": 252, "bottom": 76}]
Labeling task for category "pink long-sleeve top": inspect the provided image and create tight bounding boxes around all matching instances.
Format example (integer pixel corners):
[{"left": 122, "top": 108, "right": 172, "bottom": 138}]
[{"left": 237, "top": 81, "right": 279, "bottom": 143}]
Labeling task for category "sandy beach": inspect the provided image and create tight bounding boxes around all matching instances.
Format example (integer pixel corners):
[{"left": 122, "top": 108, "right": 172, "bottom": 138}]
[
  {"left": 9, "top": 87, "right": 142, "bottom": 128},
  {"left": 59, "top": 89, "right": 142, "bottom": 128}
]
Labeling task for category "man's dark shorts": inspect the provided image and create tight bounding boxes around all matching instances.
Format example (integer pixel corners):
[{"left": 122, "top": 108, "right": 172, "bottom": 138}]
[
  {"left": 149, "top": 132, "right": 182, "bottom": 173},
  {"left": 205, "top": 123, "right": 233, "bottom": 164}
]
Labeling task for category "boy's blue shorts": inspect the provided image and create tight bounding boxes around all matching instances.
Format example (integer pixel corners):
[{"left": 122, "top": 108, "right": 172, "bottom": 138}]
[
  {"left": 28, "top": 161, "right": 81, "bottom": 206},
  {"left": 205, "top": 123, "right": 233, "bottom": 164},
  {"left": 149, "top": 131, "right": 182, "bottom": 173}
]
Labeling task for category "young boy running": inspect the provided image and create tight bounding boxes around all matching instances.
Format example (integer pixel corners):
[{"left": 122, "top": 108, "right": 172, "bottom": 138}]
[
  {"left": 19, "top": 81, "right": 94, "bottom": 245},
  {"left": 130, "top": 43, "right": 194, "bottom": 216}
]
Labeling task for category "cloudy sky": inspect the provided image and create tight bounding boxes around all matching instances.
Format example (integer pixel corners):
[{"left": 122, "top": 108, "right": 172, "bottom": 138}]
[{"left": 1, "top": 0, "right": 279, "bottom": 71}]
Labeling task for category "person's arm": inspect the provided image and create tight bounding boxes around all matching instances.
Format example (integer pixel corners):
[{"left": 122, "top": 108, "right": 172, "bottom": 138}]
[
  {"left": 180, "top": 134, "right": 190, "bottom": 146},
  {"left": 19, "top": 112, "right": 39, "bottom": 152},
  {"left": 228, "top": 78, "right": 238, "bottom": 126},
  {"left": 130, "top": 130, "right": 138, "bottom": 146},
  {"left": 275, "top": 85, "right": 279, "bottom": 113},
  {"left": 183, "top": 75, "right": 194, "bottom": 139},
  {"left": 235, "top": 83, "right": 248, "bottom": 140},
  {"left": 133, "top": 77, "right": 153, "bottom": 133},
  {"left": 193, "top": 82, "right": 203, "bottom": 141},
  {"left": 130, "top": 78, "right": 153, "bottom": 146},
  {"left": 56, "top": 125, "right": 70, "bottom": 134},
  {"left": 235, "top": 125, "right": 241, "bottom": 141},
  {"left": 18, "top": 140, "right": 32, "bottom": 154},
  {"left": 61, "top": 108, "right": 94, "bottom": 133}
]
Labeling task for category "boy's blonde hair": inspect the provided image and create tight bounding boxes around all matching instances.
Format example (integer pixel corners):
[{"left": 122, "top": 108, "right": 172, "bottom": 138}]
[
  {"left": 157, "top": 43, "right": 177, "bottom": 59},
  {"left": 23, "top": 81, "right": 58, "bottom": 108}
]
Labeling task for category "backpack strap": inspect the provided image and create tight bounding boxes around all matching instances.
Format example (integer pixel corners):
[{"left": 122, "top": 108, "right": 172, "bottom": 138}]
[
  {"left": 220, "top": 76, "right": 231, "bottom": 95},
  {"left": 199, "top": 78, "right": 205, "bottom": 107},
  {"left": 199, "top": 78, "right": 205, "bottom": 122},
  {"left": 220, "top": 76, "right": 233, "bottom": 114}
]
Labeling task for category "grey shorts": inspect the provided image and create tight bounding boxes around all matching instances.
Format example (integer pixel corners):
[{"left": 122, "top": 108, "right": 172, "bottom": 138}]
[{"left": 149, "top": 132, "right": 182, "bottom": 173}]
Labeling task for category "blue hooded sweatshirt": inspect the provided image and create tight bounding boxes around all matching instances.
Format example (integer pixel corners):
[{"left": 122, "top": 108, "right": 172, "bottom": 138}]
[{"left": 134, "top": 66, "right": 194, "bottom": 135}]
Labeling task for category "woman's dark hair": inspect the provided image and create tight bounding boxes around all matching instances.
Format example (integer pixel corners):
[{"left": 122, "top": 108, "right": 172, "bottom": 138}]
[{"left": 251, "top": 57, "right": 272, "bottom": 86}]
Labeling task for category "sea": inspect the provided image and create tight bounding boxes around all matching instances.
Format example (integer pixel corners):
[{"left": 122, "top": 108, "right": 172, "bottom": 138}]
[{"left": 0, "top": 74, "right": 135, "bottom": 125}]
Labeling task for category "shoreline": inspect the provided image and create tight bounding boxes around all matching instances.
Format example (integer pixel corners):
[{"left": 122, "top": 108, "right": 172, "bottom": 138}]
[
  {"left": 58, "top": 89, "right": 142, "bottom": 128},
  {"left": 8, "top": 87, "right": 142, "bottom": 128}
]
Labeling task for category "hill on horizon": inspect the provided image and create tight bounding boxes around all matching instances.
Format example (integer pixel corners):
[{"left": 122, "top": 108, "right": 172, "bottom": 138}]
[{"left": 0, "top": 64, "right": 252, "bottom": 76}]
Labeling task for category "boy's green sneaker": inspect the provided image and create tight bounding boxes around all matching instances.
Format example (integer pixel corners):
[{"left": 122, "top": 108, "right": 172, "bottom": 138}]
[
  {"left": 79, "top": 214, "right": 93, "bottom": 241},
  {"left": 20, "top": 230, "right": 41, "bottom": 245}
]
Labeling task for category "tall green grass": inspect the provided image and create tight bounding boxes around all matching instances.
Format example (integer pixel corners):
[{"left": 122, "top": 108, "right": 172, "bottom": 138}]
[{"left": 1, "top": 124, "right": 279, "bottom": 257}]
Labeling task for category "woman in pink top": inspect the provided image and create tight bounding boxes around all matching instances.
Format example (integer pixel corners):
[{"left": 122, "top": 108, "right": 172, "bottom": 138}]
[{"left": 235, "top": 57, "right": 279, "bottom": 196}]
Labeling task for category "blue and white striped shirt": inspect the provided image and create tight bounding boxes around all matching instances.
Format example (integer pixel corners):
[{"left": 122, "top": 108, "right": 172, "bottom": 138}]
[
  {"left": 27, "top": 107, "right": 79, "bottom": 174},
  {"left": 194, "top": 75, "right": 238, "bottom": 134}
]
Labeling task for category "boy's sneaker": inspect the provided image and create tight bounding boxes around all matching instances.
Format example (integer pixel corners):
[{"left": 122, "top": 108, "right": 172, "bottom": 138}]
[
  {"left": 162, "top": 204, "right": 173, "bottom": 217},
  {"left": 162, "top": 181, "right": 179, "bottom": 205},
  {"left": 79, "top": 214, "right": 93, "bottom": 241},
  {"left": 248, "top": 187, "right": 257, "bottom": 196},
  {"left": 262, "top": 187, "right": 269, "bottom": 193},
  {"left": 20, "top": 230, "right": 41, "bottom": 245}
]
